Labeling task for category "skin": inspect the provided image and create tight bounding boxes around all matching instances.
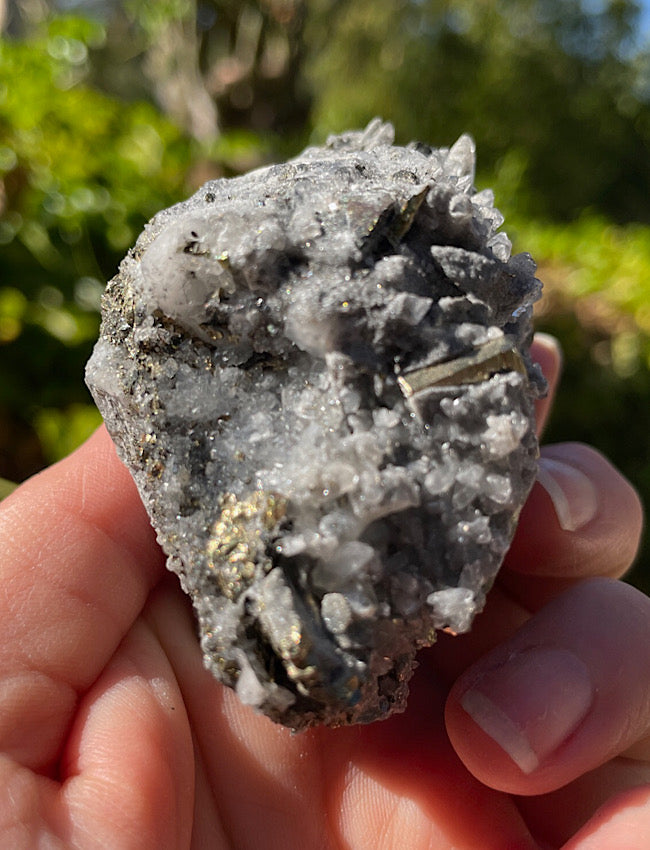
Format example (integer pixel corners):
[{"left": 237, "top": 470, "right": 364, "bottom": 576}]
[{"left": 0, "top": 334, "right": 647, "bottom": 850}]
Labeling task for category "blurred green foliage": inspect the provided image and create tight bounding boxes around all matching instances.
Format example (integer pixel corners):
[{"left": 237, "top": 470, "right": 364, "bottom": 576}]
[
  {"left": 0, "top": 9, "right": 200, "bottom": 477},
  {"left": 306, "top": 0, "right": 650, "bottom": 222},
  {"left": 0, "top": 476, "right": 17, "bottom": 499},
  {"left": 1, "top": 0, "right": 649, "bottom": 584}
]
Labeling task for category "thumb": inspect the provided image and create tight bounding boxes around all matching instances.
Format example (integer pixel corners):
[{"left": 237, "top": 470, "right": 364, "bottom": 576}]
[{"left": 445, "top": 577, "right": 650, "bottom": 796}]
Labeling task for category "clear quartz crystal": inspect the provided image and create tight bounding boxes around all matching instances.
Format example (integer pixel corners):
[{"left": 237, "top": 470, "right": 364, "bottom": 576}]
[{"left": 86, "top": 119, "right": 545, "bottom": 729}]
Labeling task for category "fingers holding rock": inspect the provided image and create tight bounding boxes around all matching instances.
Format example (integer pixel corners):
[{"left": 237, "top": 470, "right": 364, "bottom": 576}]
[{"left": 446, "top": 577, "right": 650, "bottom": 797}]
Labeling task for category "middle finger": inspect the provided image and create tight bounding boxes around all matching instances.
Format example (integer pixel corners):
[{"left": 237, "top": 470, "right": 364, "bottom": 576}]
[{"left": 502, "top": 442, "right": 643, "bottom": 607}]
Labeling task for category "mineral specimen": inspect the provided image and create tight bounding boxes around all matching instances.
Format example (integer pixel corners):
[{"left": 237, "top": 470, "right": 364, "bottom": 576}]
[{"left": 86, "top": 119, "right": 545, "bottom": 729}]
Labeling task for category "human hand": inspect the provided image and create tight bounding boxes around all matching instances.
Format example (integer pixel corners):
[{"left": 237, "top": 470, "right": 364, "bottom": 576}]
[{"left": 0, "top": 334, "right": 646, "bottom": 850}]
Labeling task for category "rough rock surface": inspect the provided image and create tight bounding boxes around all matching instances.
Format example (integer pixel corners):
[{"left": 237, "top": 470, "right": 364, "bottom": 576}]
[{"left": 86, "top": 119, "right": 545, "bottom": 729}]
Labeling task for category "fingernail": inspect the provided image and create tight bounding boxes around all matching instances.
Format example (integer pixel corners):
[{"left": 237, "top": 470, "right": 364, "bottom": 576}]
[
  {"left": 460, "top": 647, "right": 594, "bottom": 774},
  {"left": 533, "top": 332, "right": 562, "bottom": 358},
  {"left": 537, "top": 456, "right": 598, "bottom": 531}
]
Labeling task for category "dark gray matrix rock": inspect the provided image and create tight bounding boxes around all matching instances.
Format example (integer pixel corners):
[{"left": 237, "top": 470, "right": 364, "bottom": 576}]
[{"left": 86, "top": 119, "right": 545, "bottom": 729}]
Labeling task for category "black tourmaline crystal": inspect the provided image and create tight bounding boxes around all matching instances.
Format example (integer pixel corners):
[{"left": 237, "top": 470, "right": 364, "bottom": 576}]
[{"left": 86, "top": 119, "right": 545, "bottom": 728}]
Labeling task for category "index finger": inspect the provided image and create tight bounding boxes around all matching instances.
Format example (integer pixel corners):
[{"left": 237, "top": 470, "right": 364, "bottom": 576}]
[{"left": 0, "top": 426, "right": 164, "bottom": 771}]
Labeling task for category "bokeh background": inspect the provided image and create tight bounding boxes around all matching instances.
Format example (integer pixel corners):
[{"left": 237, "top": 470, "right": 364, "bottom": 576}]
[{"left": 1, "top": 0, "right": 649, "bottom": 587}]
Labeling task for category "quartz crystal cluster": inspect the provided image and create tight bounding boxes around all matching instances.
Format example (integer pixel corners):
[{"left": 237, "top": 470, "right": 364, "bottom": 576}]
[{"left": 86, "top": 119, "right": 545, "bottom": 729}]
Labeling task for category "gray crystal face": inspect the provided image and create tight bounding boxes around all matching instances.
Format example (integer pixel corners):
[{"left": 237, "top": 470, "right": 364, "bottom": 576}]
[{"left": 86, "top": 119, "right": 545, "bottom": 729}]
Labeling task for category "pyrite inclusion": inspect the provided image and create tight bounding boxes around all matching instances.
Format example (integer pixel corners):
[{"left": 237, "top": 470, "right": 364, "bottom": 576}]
[{"left": 86, "top": 120, "right": 545, "bottom": 729}]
